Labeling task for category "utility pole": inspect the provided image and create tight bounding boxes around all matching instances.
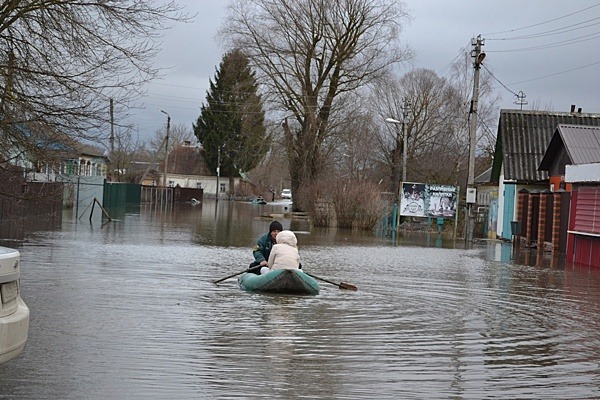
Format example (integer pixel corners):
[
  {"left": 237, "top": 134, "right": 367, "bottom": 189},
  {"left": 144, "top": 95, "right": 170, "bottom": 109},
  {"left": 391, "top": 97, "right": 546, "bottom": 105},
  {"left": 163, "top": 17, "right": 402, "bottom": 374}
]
[
  {"left": 385, "top": 99, "right": 412, "bottom": 233},
  {"left": 160, "top": 110, "right": 170, "bottom": 188},
  {"left": 466, "top": 35, "right": 485, "bottom": 243},
  {"left": 385, "top": 98, "right": 411, "bottom": 205},
  {"left": 109, "top": 99, "right": 114, "bottom": 155},
  {"left": 109, "top": 98, "right": 115, "bottom": 181},
  {"left": 401, "top": 99, "right": 411, "bottom": 183},
  {"left": 216, "top": 146, "right": 221, "bottom": 202}
]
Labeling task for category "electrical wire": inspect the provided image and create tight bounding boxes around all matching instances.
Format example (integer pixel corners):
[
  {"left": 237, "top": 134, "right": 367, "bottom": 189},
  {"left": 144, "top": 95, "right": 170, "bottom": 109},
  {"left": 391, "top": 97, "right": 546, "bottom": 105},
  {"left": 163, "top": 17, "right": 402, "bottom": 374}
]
[
  {"left": 488, "top": 16, "right": 600, "bottom": 41},
  {"left": 436, "top": 41, "right": 471, "bottom": 78},
  {"left": 483, "top": 3, "right": 600, "bottom": 36},
  {"left": 487, "top": 31, "right": 600, "bottom": 52},
  {"left": 482, "top": 65, "right": 518, "bottom": 97},
  {"left": 507, "top": 60, "right": 600, "bottom": 85}
]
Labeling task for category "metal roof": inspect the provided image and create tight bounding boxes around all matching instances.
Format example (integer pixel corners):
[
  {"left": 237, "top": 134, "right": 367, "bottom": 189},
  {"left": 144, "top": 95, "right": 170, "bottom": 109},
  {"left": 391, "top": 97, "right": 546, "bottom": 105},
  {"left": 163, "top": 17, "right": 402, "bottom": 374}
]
[
  {"left": 539, "top": 124, "right": 600, "bottom": 170},
  {"left": 559, "top": 124, "right": 600, "bottom": 164},
  {"left": 491, "top": 109, "right": 600, "bottom": 183}
]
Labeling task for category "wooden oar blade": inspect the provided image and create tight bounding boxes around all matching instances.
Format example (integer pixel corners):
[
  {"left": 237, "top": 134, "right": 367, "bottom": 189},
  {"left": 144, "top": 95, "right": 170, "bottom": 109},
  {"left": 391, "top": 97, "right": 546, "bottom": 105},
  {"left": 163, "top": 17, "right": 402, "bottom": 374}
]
[
  {"left": 214, "top": 265, "right": 261, "bottom": 284},
  {"left": 305, "top": 272, "right": 357, "bottom": 291},
  {"left": 339, "top": 282, "right": 358, "bottom": 291}
]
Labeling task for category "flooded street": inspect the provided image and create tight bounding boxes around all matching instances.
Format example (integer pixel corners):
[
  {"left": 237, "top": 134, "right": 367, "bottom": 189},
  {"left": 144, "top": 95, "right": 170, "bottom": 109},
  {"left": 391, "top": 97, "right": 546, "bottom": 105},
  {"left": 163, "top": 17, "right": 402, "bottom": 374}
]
[{"left": 2, "top": 200, "right": 600, "bottom": 399}]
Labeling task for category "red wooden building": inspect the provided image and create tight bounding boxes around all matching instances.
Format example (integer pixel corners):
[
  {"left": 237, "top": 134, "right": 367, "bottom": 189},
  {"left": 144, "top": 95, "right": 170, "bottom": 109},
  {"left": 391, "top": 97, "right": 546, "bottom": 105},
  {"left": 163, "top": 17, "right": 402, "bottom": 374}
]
[
  {"left": 539, "top": 124, "right": 600, "bottom": 268},
  {"left": 565, "top": 164, "right": 600, "bottom": 268}
]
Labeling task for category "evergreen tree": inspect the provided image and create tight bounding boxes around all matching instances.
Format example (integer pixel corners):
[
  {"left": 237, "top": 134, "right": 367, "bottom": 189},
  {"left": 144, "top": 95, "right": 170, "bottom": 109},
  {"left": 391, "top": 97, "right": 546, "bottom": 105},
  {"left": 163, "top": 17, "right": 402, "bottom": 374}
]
[{"left": 194, "top": 49, "right": 268, "bottom": 187}]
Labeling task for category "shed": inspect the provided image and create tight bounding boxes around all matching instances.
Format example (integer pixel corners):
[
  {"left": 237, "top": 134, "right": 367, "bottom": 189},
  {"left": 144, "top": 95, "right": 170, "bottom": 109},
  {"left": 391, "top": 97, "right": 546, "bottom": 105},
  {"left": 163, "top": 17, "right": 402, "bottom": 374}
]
[{"left": 539, "top": 124, "right": 600, "bottom": 177}]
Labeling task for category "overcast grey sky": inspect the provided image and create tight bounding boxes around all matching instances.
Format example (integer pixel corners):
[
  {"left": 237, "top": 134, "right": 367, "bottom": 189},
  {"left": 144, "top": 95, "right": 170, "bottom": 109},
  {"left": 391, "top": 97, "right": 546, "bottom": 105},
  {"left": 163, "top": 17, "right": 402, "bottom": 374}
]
[{"left": 128, "top": 0, "right": 600, "bottom": 141}]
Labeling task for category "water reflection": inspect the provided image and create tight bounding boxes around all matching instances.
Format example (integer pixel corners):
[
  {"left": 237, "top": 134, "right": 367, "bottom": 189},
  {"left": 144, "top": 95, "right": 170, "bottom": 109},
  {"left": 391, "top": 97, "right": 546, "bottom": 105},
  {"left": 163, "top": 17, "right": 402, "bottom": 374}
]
[{"left": 1, "top": 200, "right": 600, "bottom": 399}]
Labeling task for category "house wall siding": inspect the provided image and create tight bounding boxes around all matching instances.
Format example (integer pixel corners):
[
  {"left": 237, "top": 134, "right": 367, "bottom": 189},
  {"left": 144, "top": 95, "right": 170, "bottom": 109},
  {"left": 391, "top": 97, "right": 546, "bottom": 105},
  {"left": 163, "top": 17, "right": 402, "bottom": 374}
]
[{"left": 567, "top": 186, "right": 600, "bottom": 268}]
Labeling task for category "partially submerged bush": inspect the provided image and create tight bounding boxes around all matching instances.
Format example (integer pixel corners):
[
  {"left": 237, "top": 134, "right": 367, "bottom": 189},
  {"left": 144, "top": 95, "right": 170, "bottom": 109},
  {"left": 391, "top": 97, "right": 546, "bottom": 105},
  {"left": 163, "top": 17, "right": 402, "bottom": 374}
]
[{"left": 300, "top": 179, "right": 386, "bottom": 230}]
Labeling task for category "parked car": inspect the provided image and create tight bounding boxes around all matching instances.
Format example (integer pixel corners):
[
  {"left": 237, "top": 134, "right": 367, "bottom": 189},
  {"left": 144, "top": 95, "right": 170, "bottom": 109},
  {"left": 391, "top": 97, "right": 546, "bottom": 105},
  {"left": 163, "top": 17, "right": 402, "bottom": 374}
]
[
  {"left": 0, "top": 247, "right": 29, "bottom": 364},
  {"left": 281, "top": 189, "right": 292, "bottom": 199}
]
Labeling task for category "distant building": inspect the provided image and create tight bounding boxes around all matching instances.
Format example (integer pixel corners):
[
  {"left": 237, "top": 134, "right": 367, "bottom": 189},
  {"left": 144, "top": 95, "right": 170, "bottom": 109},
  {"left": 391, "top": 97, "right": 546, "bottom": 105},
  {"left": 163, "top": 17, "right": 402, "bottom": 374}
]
[
  {"left": 150, "top": 141, "right": 240, "bottom": 198},
  {"left": 5, "top": 124, "right": 110, "bottom": 182},
  {"left": 27, "top": 141, "right": 108, "bottom": 181}
]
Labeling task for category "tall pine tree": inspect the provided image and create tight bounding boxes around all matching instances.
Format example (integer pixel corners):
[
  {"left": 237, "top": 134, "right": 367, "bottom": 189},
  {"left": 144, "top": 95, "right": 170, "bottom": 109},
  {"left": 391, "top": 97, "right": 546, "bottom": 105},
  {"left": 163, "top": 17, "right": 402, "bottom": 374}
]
[{"left": 194, "top": 49, "right": 268, "bottom": 191}]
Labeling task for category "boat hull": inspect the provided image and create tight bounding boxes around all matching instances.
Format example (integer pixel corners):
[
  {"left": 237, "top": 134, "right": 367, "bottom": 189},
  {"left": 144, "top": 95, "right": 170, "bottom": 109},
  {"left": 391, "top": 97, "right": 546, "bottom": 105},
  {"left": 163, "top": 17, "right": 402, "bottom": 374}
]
[{"left": 238, "top": 269, "right": 319, "bottom": 295}]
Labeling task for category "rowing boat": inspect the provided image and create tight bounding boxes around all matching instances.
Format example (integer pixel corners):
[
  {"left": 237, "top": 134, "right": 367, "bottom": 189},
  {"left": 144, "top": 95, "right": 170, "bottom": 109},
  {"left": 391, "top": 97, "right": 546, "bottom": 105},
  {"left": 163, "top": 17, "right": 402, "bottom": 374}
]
[{"left": 238, "top": 269, "right": 319, "bottom": 295}]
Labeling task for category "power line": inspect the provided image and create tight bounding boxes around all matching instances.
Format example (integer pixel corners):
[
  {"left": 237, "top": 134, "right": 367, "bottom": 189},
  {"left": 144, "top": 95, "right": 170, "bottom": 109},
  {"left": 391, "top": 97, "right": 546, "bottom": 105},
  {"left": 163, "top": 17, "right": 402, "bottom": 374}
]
[
  {"left": 487, "top": 31, "right": 600, "bottom": 52},
  {"left": 488, "top": 16, "right": 600, "bottom": 41},
  {"left": 482, "top": 64, "right": 519, "bottom": 97},
  {"left": 507, "top": 60, "right": 600, "bottom": 85},
  {"left": 483, "top": 3, "right": 600, "bottom": 36},
  {"left": 436, "top": 41, "right": 471, "bottom": 77}
]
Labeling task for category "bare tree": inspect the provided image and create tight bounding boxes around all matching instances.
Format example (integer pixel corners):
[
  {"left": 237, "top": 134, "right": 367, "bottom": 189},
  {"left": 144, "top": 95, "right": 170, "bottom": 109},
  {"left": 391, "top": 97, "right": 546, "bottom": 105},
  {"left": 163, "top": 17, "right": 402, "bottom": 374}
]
[
  {"left": 371, "top": 68, "right": 464, "bottom": 199},
  {"left": 0, "top": 1, "right": 188, "bottom": 171},
  {"left": 108, "top": 127, "right": 137, "bottom": 183},
  {"left": 149, "top": 123, "right": 195, "bottom": 155},
  {"left": 330, "top": 111, "right": 380, "bottom": 182},
  {"left": 148, "top": 122, "right": 195, "bottom": 175},
  {"left": 221, "top": 0, "right": 412, "bottom": 209},
  {"left": 372, "top": 60, "right": 500, "bottom": 195}
]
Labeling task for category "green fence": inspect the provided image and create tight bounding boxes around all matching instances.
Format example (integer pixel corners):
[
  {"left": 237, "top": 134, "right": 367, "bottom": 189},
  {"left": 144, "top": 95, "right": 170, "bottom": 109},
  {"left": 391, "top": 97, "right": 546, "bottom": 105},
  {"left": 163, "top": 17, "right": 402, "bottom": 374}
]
[{"left": 103, "top": 182, "right": 141, "bottom": 208}]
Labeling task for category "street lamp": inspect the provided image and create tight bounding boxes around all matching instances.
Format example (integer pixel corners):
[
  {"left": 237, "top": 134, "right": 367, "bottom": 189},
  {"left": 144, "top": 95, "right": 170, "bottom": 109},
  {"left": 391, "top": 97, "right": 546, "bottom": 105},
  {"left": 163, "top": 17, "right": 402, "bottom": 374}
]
[
  {"left": 159, "top": 110, "right": 170, "bottom": 187},
  {"left": 385, "top": 117, "right": 407, "bottom": 184},
  {"left": 215, "top": 145, "right": 221, "bottom": 202}
]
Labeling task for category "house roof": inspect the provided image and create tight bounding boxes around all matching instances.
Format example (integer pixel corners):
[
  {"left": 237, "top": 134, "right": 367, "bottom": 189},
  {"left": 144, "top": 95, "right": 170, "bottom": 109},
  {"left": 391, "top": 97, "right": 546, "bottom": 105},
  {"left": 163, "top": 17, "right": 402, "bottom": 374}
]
[
  {"left": 539, "top": 124, "right": 600, "bottom": 170},
  {"left": 491, "top": 109, "right": 600, "bottom": 183},
  {"left": 475, "top": 167, "right": 491, "bottom": 184},
  {"left": 166, "top": 144, "right": 210, "bottom": 175},
  {"left": 74, "top": 142, "right": 107, "bottom": 159}
]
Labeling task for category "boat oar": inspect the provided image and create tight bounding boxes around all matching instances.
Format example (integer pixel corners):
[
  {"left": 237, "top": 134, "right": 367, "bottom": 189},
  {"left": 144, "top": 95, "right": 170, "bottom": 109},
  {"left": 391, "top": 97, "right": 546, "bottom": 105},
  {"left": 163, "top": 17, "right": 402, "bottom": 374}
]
[
  {"left": 305, "top": 272, "right": 358, "bottom": 291},
  {"left": 214, "top": 265, "right": 261, "bottom": 284}
]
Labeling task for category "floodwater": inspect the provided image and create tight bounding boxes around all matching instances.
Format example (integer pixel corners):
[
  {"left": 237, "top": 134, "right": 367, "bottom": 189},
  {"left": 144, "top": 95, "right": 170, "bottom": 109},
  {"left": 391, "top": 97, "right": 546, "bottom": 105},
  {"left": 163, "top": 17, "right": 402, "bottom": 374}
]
[{"left": 2, "top": 199, "right": 600, "bottom": 399}]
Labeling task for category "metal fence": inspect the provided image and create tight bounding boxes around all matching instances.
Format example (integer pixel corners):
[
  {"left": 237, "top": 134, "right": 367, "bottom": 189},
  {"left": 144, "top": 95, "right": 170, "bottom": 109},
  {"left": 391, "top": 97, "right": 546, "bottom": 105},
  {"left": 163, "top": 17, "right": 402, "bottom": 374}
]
[{"left": 0, "top": 170, "right": 63, "bottom": 241}]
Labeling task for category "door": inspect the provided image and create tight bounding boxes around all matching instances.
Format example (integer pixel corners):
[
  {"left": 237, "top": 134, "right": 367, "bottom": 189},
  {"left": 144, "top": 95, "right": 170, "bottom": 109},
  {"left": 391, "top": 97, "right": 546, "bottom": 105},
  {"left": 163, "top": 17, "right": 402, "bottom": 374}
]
[{"left": 501, "top": 183, "right": 516, "bottom": 240}]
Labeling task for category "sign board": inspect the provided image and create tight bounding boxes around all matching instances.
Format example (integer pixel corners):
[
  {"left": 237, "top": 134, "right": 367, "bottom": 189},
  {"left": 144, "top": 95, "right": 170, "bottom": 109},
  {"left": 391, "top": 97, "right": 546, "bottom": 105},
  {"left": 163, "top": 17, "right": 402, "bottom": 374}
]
[
  {"left": 400, "top": 182, "right": 458, "bottom": 218},
  {"left": 466, "top": 188, "right": 477, "bottom": 204}
]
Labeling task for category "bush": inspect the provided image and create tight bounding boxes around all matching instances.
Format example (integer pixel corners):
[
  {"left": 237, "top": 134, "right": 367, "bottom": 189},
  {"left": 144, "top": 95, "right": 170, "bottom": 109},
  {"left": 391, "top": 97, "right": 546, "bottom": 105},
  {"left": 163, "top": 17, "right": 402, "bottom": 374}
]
[{"left": 299, "top": 179, "right": 386, "bottom": 230}]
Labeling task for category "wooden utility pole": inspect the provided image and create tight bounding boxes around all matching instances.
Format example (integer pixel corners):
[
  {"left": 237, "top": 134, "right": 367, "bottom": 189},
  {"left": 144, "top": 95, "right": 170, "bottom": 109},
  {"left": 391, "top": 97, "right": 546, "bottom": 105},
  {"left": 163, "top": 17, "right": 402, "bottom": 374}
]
[
  {"left": 401, "top": 99, "right": 411, "bottom": 183},
  {"left": 160, "top": 110, "right": 171, "bottom": 187},
  {"left": 109, "top": 99, "right": 114, "bottom": 155},
  {"left": 466, "top": 35, "right": 485, "bottom": 243}
]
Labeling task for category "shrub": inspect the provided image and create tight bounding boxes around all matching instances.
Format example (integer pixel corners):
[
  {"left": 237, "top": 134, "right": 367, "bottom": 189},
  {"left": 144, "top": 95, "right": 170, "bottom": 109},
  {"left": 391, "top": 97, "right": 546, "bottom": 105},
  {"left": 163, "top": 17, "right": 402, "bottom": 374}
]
[{"left": 300, "top": 179, "right": 386, "bottom": 230}]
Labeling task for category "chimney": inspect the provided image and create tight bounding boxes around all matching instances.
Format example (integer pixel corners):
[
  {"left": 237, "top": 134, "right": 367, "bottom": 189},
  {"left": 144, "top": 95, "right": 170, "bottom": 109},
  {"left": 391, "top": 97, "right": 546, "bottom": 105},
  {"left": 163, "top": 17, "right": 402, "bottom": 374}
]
[
  {"left": 578, "top": 108, "right": 582, "bottom": 113},
  {"left": 570, "top": 104, "right": 576, "bottom": 113}
]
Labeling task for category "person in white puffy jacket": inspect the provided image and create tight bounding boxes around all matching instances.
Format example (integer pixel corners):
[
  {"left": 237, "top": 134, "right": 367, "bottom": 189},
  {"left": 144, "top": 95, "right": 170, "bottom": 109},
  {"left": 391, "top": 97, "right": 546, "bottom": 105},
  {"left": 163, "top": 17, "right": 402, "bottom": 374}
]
[{"left": 261, "top": 230, "right": 300, "bottom": 273}]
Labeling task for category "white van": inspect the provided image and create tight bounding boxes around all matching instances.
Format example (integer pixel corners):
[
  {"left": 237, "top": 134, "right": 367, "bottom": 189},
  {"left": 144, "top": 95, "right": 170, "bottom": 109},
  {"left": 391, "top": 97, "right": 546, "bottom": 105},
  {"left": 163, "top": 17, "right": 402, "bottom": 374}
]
[{"left": 0, "top": 247, "right": 29, "bottom": 364}]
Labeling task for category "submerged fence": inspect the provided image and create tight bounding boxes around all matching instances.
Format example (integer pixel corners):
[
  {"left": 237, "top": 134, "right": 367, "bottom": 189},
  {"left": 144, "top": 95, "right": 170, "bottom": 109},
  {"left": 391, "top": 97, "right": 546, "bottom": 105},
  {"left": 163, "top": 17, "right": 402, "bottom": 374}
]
[
  {"left": 141, "top": 186, "right": 173, "bottom": 212},
  {"left": 0, "top": 170, "right": 64, "bottom": 241}
]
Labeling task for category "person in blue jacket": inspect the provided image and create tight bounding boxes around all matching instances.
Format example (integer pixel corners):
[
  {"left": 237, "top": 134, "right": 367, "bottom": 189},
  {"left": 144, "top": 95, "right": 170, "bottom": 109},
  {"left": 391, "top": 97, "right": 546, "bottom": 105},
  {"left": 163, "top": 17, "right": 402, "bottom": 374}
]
[{"left": 248, "top": 220, "right": 283, "bottom": 274}]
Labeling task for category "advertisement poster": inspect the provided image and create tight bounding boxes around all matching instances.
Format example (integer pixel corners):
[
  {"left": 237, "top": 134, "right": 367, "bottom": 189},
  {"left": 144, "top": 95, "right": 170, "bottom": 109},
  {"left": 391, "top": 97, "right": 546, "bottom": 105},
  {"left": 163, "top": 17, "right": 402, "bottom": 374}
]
[
  {"left": 400, "top": 183, "right": 426, "bottom": 217},
  {"left": 400, "top": 182, "right": 458, "bottom": 218}
]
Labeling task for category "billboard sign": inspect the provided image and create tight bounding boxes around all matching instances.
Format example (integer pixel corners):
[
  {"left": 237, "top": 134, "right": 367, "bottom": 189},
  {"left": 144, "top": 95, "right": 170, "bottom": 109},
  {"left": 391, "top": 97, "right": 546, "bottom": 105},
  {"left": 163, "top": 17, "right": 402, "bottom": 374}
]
[{"left": 400, "top": 182, "right": 458, "bottom": 218}]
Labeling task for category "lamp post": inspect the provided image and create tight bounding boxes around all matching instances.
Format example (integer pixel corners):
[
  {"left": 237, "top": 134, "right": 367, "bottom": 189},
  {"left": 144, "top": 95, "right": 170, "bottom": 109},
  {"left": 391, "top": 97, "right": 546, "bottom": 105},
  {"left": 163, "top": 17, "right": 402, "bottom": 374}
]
[
  {"left": 159, "top": 110, "right": 170, "bottom": 188},
  {"left": 215, "top": 145, "right": 221, "bottom": 202},
  {"left": 385, "top": 99, "right": 412, "bottom": 198}
]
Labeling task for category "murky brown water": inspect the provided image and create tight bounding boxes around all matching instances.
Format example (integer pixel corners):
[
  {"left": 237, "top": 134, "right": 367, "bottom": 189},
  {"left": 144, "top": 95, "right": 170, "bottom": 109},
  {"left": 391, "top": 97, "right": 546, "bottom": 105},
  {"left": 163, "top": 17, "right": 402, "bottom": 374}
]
[{"left": 2, "top": 200, "right": 600, "bottom": 399}]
